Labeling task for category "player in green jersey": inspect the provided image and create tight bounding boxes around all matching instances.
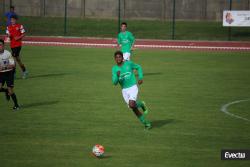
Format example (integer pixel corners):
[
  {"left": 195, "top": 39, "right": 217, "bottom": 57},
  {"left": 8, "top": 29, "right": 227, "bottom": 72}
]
[
  {"left": 112, "top": 51, "right": 151, "bottom": 129},
  {"left": 117, "top": 22, "right": 135, "bottom": 61}
]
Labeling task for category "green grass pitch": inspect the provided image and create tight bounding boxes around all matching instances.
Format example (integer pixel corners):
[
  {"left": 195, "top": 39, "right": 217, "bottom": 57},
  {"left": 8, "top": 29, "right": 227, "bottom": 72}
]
[{"left": 0, "top": 46, "right": 250, "bottom": 167}]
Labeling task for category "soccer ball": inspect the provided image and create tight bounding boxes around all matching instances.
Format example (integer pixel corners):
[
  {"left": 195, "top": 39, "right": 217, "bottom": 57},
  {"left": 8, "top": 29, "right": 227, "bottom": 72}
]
[{"left": 92, "top": 144, "right": 105, "bottom": 157}]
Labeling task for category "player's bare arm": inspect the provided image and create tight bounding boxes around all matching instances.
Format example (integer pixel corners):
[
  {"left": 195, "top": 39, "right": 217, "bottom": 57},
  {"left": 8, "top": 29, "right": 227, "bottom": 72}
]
[{"left": 138, "top": 80, "right": 143, "bottom": 85}]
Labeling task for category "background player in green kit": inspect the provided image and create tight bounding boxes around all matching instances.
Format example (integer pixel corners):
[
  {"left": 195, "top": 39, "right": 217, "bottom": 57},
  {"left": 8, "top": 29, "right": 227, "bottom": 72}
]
[
  {"left": 117, "top": 22, "right": 135, "bottom": 61},
  {"left": 112, "top": 51, "right": 151, "bottom": 129}
]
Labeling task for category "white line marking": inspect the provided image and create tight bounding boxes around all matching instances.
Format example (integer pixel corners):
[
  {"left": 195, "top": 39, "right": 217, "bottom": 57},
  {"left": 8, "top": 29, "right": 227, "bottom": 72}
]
[
  {"left": 221, "top": 99, "right": 250, "bottom": 122},
  {"left": 22, "top": 41, "right": 250, "bottom": 51}
]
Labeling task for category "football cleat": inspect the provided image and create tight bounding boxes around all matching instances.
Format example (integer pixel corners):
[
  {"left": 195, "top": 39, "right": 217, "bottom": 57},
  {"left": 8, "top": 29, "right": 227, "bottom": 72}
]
[{"left": 13, "top": 105, "right": 20, "bottom": 111}]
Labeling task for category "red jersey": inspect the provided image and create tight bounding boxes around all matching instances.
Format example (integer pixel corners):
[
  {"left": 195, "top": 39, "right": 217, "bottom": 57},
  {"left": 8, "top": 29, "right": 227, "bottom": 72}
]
[{"left": 6, "top": 24, "right": 25, "bottom": 48}]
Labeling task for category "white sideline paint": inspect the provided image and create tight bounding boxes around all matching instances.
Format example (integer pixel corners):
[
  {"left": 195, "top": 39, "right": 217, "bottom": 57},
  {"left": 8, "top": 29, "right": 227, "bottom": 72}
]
[
  {"left": 221, "top": 99, "right": 250, "bottom": 122},
  {"left": 22, "top": 41, "right": 250, "bottom": 51}
]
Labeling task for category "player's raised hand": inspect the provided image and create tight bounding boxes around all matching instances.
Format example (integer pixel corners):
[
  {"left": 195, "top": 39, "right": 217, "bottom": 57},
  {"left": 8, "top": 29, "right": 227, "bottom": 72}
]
[{"left": 138, "top": 80, "right": 143, "bottom": 85}]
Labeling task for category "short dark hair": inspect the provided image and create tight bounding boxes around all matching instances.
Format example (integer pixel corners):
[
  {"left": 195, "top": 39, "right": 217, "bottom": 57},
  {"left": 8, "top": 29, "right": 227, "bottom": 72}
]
[
  {"left": 114, "top": 51, "right": 123, "bottom": 58},
  {"left": 10, "top": 15, "right": 18, "bottom": 20},
  {"left": 121, "top": 22, "right": 127, "bottom": 27},
  {"left": 10, "top": 6, "right": 15, "bottom": 10},
  {"left": 0, "top": 39, "right": 4, "bottom": 45}
]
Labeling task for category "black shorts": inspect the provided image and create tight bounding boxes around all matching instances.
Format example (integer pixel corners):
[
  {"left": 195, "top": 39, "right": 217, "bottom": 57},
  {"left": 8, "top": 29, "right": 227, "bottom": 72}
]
[
  {"left": 11, "top": 46, "right": 22, "bottom": 57},
  {"left": 0, "top": 70, "right": 15, "bottom": 87}
]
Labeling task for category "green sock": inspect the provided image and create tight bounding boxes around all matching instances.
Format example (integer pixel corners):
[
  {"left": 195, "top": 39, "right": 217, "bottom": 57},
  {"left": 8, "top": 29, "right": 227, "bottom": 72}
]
[
  {"left": 138, "top": 115, "right": 151, "bottom": 126},
  {"left": 138, "top": 115, "right": 146, "bottom": 125},
  {"left": 136, "top": 100, "right": 143, "bottom": 109},
  {"left": 136, "top": 100, "right": 146, "bottom": 111}
]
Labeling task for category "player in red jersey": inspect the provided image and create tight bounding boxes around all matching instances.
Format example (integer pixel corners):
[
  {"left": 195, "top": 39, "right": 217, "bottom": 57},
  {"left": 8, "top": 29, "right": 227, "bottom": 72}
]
[{"left": 6, "top": 15, "right": 28, "bottom": 79}]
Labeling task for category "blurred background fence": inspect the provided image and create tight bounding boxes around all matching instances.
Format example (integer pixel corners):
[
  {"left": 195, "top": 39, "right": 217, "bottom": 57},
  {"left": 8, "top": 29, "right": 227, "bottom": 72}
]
[{"left": 0, "top": 0, "right": 250, "bottom": 41}]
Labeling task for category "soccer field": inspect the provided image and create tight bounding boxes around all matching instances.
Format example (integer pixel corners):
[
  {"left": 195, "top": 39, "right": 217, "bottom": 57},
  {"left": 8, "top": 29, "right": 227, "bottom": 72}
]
[{"left": 0, "top": 46, "right": 250, "bottom": 167}]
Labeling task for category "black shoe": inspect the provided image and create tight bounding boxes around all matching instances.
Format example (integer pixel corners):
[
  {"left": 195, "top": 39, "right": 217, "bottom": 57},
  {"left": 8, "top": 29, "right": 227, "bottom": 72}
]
[
  {"left": 5, "top": 92, "right": 10, "bottom": 101},
  {"left": 13, "top": 105, "right": 20, "bottom": 111}
]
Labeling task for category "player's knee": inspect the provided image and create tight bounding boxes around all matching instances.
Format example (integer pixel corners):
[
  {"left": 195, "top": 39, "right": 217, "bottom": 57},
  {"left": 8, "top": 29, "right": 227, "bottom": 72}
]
[{"left": 129, "top": 101, "right": 136, "bottom": 109}]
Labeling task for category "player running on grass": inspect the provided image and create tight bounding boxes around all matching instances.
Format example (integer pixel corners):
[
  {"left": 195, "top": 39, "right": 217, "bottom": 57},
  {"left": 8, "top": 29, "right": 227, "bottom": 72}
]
[
  {"left": 0, "top": 39, "right": 20, "bottom": 110},
  {"left": 117, "top": 22, "right": 135, "bottom": 61},
  {"left": 112, "top": 51, "right": 151, "bottom": 129},
  {"left": 6, "top": 15, "right": 28, "bottom": 79}
]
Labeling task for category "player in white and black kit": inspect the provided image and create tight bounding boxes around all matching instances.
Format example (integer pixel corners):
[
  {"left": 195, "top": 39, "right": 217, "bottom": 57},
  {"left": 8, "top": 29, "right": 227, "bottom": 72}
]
[{"left": 0, "top": 39, "right": 20, "bottom": 110}]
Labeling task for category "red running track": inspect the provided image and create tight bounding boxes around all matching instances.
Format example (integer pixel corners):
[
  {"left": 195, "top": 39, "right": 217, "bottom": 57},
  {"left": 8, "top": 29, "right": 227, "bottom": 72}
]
[{"left": 1, "top": 35, "right": 250, "bottom": 51}]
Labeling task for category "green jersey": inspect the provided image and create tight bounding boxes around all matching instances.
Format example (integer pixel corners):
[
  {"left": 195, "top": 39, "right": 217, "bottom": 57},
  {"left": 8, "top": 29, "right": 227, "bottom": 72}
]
[
  {"left": 117, "top": 31, "right": 135, "bottom": 53},
  {"left": 112, "top": 61, "right": 143, "bottom": 89}
]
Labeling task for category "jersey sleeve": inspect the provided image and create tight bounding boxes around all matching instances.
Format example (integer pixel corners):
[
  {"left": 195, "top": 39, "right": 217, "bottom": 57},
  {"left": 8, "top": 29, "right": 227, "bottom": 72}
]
[
  {"left": 117, "top": 33, "right": 121, "bottom": 45},
  {"left": 112, "top": 67, "right": 119, "bottom": 85},
  {"left": 20, "top": 25, "right": 25, "bottom": 34},
  {"left": 131, "top": 61, "right": 143, "bottom": 80}
]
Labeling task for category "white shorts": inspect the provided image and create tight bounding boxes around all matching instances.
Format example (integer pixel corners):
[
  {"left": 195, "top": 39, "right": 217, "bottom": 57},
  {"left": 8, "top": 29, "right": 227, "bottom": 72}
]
[
  {"left": 122, "top": 85, "right": 138, "bottom": 104},
  {"left": 123, "top": 52, "right": 131, "bottom": 61}
]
